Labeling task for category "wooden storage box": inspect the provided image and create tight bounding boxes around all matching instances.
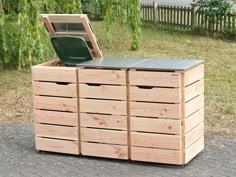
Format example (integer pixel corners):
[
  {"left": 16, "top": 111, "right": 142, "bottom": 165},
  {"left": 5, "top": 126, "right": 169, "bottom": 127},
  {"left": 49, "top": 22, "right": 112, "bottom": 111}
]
[{"left": 32, "top": 60, "right": 80, "bottom": 155}]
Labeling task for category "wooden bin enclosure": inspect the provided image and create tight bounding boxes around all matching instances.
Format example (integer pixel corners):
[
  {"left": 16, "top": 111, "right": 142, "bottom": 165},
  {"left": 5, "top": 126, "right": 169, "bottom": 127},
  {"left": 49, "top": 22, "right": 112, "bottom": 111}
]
[{"left": 32, "top": 60, "right": 80, "bottom": 155}]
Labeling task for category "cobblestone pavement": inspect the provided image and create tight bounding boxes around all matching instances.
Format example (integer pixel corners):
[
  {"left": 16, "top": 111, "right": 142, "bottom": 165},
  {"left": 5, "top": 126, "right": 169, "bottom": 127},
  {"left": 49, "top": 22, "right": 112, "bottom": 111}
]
[{"left": 0, "top": 123, "right": 235, "bottom": 177}]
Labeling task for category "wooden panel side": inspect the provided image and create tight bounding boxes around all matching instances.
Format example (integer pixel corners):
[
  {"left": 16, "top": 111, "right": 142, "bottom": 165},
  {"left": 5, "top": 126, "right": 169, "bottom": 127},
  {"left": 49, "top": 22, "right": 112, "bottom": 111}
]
[
  {"left": 185, "top": 79, "right": 204, "bottom": 102},
  {"left": 130, "top": 102, "right": 181, "bottom": 119},
  {"left": 131, "top": 132, "right": 181, "bottom": 150},
  {"left": 47, "top": 15, "right": 85, "bottom": 23},
  {"left": 80, "top": 84, "right": 126, "bottom": 100},
  {"left": 35, "top": 124, "right": 79, "bottom": 140},
  {"left": 130, "top": 86, "right": 180, "bottom": 103},
  {"left": 80, "top": 113, "right": 127, "bottom": 130},
  {"left": 80, "top": 99, "right": 127, "bottom": 115},
  {"left": 131, "top": 117, "right": 181, "bottom": 134},
  {"left": 131, "top": 147, "right": 182, "bottom": 165},
  {"left": 185, "top": 108, "right": 204, "bottom": 133},
  {"left": 34, "top": 96, "right": 78, "bottom": 112},
  {"left": 184, "top": 64, "right": 204, "bottom": 86},
  {"left": 36, "top": 137, "right": 79, "bottom": 155},
  {"left": 79, "top": 69, "right": 126, "bottom": 85},
  {"left": 34, "top": 110, "right": 78, "bottom": 126},
  {"left": 129, "top": 71, "right": 180, "bottom": 87},
  {"left": 185, "top": 136, "right": 204, "bottom": 164},
  {"left": 185, "top": 123, "right": 204, "bottom": 149},
  {"left": 81, "top": 142, "right": 128, "bottom": 159},
  {"left": 81, "top": 128, "right": 127, "bottom": 145},
  {"left": 33, "top": 82, "right": 77, "bottom": 98},
  {"left": 185, "top": 94, "right": 204, "bottom": 118}
]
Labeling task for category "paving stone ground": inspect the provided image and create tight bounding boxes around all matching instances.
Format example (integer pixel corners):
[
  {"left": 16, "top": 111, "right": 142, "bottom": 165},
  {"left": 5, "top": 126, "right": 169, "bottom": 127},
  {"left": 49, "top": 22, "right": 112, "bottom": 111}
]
[{"left": 0, "top": 123, "right": 235, "bottom": 177}]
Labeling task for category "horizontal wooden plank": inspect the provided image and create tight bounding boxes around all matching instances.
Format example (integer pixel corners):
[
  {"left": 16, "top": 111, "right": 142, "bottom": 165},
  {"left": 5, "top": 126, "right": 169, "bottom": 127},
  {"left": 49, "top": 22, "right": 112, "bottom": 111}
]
[
  {"left": 80, "top": 84, "right": 126, "bottom": 100},
  {"left": 129, "top": 71, "right": 180, "bottom": 87},
  {"left": 185, "top": 123, "right": 204, "bottom": 149},
  {"left": 81, "top": 142, "right": 128, "bottom": 159},
  {"left": 36, "top": 137, "right": 79, "bottom": 155},
  {"left": 131, "top": 132, "right": 181, "bottom": 150},
  {"left": 34, "top": 110, "right": 78, "bottom": 126},
  {"left": 185, "top": 94, "right": 204, "bottom": 118},
  {"left": 80, "top": 99, "right": 127, "bottom": 115},
  {"left": 184, "top": 64, "right": 204, "bottom": 86},
  {"left": 47, "top": 15, "right": 86, "bottom": 23},
  {"left": 34, "top": 96, "right": 78, "bottom": 112},
  {"left": 185, "top": 108, "right": 204, "bottom": 133},
  {"left": 79, "top": 69, "right": 126, "bottom": 85},
  {"left": 185, "top": 79, "right": 204, "bottom": 102},
  {"left": 80, "top": 113, "right": 127, "bottom": 130},
  {"left": 33, "top": 82, "right": 77, "bottom": 98},
  {"left": 131, "top": 117, "right": 181, "bottom": 134},
  {"left": 32, "top": 65, "right": 77, "bottom": 83},
  {"left": 130, "top": 102, "right": 181, "bottom": 119},
  {"left": 185, "top": 136, "right": 204, "bottom": 164},
  {"left": 81, "top": 128, "right": 127, "bottom": 145},
  {"left": 130, "top": 86, "right": 180, "bottom": 103},
  {"left": 35, "top": 124, "right": 78, "bottom": 140},
  {"left": 131, "top": 147, "right": 181, "bottom": 165}
]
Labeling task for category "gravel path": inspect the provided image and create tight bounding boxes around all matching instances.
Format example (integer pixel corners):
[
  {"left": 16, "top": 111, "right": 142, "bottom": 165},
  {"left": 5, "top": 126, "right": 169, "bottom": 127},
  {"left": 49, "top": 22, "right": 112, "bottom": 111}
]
[{"left": 0, "top": 123, "right": 235, "bottom": 177}]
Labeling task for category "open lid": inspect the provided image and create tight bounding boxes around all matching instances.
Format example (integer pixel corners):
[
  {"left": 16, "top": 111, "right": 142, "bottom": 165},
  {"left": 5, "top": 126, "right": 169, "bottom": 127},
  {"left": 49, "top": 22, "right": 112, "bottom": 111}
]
[{"left": 41, "top": 14, "right": 103, "bottom": 59}]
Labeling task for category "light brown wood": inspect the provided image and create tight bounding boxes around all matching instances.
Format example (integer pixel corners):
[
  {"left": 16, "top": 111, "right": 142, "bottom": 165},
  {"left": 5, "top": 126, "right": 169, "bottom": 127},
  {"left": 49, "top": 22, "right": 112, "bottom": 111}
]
[
  {"left": 45, "top": 14, "right": 86, "bottom": 24},
  {"left": 130, "top": 102, "right": 181, "bottom": 119},
  {"left": 185, "top": 108, "right": 204, "bottom": 133},
  {"left": 42, "top": 16, "right": 56, "bottom": 36},
  {"left": 131, "top": 132, "right": 181, "bottom": 150},
  {"left": 185, "top": 94, "right": 204, "bottom": 118},
  {"left": 33, "top": 82, "right": 77, "bottom": 98},
  {"left": 35, "top": 124, "right": 78, "bottom": 140},
  {"left": 32, "top": 66, "right": 77, "bottom": 83},
  {"left": 185, "top": 123, "right": 204, "bottom": 149},
  {"left": 34, "top": 96, "right": 78, "bottom": 112},
  {"left": 34, "top": 110, "right": 78, "bottom": 126},
  {"left": 80, "top": 99, "right": 127, "bottom": 115},
  {"left": 185, "top": 79, "right": 204, "bottom": 102},
  {"left": 130, "top": 86, "right": 180, "bottom": 103},
  {"left": 80, "top": 84, "right": 126, "bottom": 100},
  {"left": 82, "top": 142, "right": 128, "bottom": 159},
  {"left": 184, "top": 64, "right": 204, "bottom": 86},
  {"left": 80, "top": 113, "right": 127, "bottom": 130},
  {"left": 185, "top": 136, "right": 204, "bottom": 164},
  {"left": 81, "top": 128, "right": 127, "bottom": 145},
  {"left": 79, "top": 69, "right": 126, "bottom": 85},
  {"left": 129, "top": 71, "right": 180, "bottom": 87},
  {"left": 131, "top": 147, "right": 181, "bottom": 165},
  {"left": 36, "top": 137, "right": 79, "bottom": 155},
  {"left": 131, "top": 117, "right": 181, "bottom": 134}
]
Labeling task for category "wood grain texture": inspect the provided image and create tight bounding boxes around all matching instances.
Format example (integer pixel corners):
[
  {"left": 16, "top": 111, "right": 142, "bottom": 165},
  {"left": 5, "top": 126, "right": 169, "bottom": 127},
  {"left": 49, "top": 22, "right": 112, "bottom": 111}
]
[
  {"left": 184, "top": 64, "right": 204, "bottom": 86},
  {"left": 185, "top": 123, "right": 204, "bottom": 149},
  {"left": 185, "top": 94, "right": 204, "bottom": 118},
  {"left": 185, "top": 79, "right": 204, "bottom": 102},
  {"left": 185, "top": 108, "right": 204, "bottom": 133}
]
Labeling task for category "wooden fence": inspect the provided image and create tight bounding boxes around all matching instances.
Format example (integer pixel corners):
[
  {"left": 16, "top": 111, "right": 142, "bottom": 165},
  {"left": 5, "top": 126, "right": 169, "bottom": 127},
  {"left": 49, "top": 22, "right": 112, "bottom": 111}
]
[{"left": 142, "top": 2, "right": 236, "bottom": 33}]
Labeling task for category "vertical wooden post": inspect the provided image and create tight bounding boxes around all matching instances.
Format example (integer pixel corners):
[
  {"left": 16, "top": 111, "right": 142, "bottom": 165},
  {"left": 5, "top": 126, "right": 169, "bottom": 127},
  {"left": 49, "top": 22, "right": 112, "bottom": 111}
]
[
  {"left": 153, "top": 1, "right": 157, "bottom": 23},
  {"left": 191, "top": 4, "right": 197, "bottom": 29}
]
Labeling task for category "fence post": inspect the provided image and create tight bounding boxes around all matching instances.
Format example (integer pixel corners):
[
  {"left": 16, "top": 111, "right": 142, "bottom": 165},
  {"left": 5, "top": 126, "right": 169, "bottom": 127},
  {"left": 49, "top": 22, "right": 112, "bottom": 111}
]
[
  {"left": 191, "top": 4, "right": 197, "bottom": 29},
  {"left": 153, "top": 1, "right": 157, "bottom": 23}
]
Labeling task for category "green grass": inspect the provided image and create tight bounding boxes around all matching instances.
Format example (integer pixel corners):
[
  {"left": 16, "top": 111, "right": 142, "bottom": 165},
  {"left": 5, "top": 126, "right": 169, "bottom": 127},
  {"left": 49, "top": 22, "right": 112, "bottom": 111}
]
[{"left": 0, "top": 21, "right": 235, "bottom": 137}]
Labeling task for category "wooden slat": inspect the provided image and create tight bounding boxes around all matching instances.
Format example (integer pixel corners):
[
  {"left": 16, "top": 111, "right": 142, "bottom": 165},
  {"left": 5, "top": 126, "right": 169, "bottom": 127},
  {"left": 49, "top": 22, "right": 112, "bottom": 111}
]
[
  {"left": 184, "top": 64, "right": 204, "bottom": 86},
  {"left": 131, "top": 117, "right": 181, "bottom": 134},
  {"left": 80, "top": 113, "right": 127, "bottom": 130},
  {"left": 36, "top": 137, "right": 79, "bottom": 155},
  {"left": 34, "top": 110, "right": 78, "bottom": 126},
  {"left": 80, "top": 99, "right": 127, "bottom": 115},
  {"left": 32, "top": 66, "right": 77, "bottom": 83},
  {"left": 80, "top": 84, "right": 126, "bottom": 100},
  {"left": 185, "top": 123, "right": 204, "bottom": 149},
  {"left": 35, "top": 124, "right": 78, "bottom": 140},
  {"left": 185, "top": 94, "right": 204, "bottom": 118},
  {"left": 34, "top": 96, "right": 78, "bottom": 112},
  {"left": 185, "top": 108, "right": 204, "bottom": 133},
  {"left": 79, "top": 69, "right": 126, "bottom": 85},
  {"left": 47, "top": 14, "right": 86, "bottom": 23},
  {"left": 130, "top": 102, "right": 181, "bottom": 119},
  {"left": 131, "top": 147, "right": 181, "bottom": 165},
  {"left": 81, "top": 128, "right": 127, "bottom": 145},
  {"left": 185, "top": 79, "right": 204, "bottom": 102},
  {"left": 130, "top": 86, "right": 180, "bottom": 103},
  {"left": 131, "top": 132, "right": 181, "bottom": 150},
  {"left": 33, "top": 82, "right": 77, "bottom": 98},
  {"left": 82, "top": 142, "right": 128, "bottom": 159},
  {"left": 41, "top": 16, "right": 56, "bottom": 36},
  {"left": 185, "top": 136, "right": 204, "bottom": 164},
  {"left": 129, "top": 71, "right": 180, "bottom": 87}
]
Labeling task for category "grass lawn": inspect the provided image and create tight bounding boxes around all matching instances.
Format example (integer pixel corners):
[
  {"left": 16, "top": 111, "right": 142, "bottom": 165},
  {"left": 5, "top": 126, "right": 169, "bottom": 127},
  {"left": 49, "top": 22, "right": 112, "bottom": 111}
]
[{"left": 0, "top": 21, "right": 235, "bottom": 137}]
